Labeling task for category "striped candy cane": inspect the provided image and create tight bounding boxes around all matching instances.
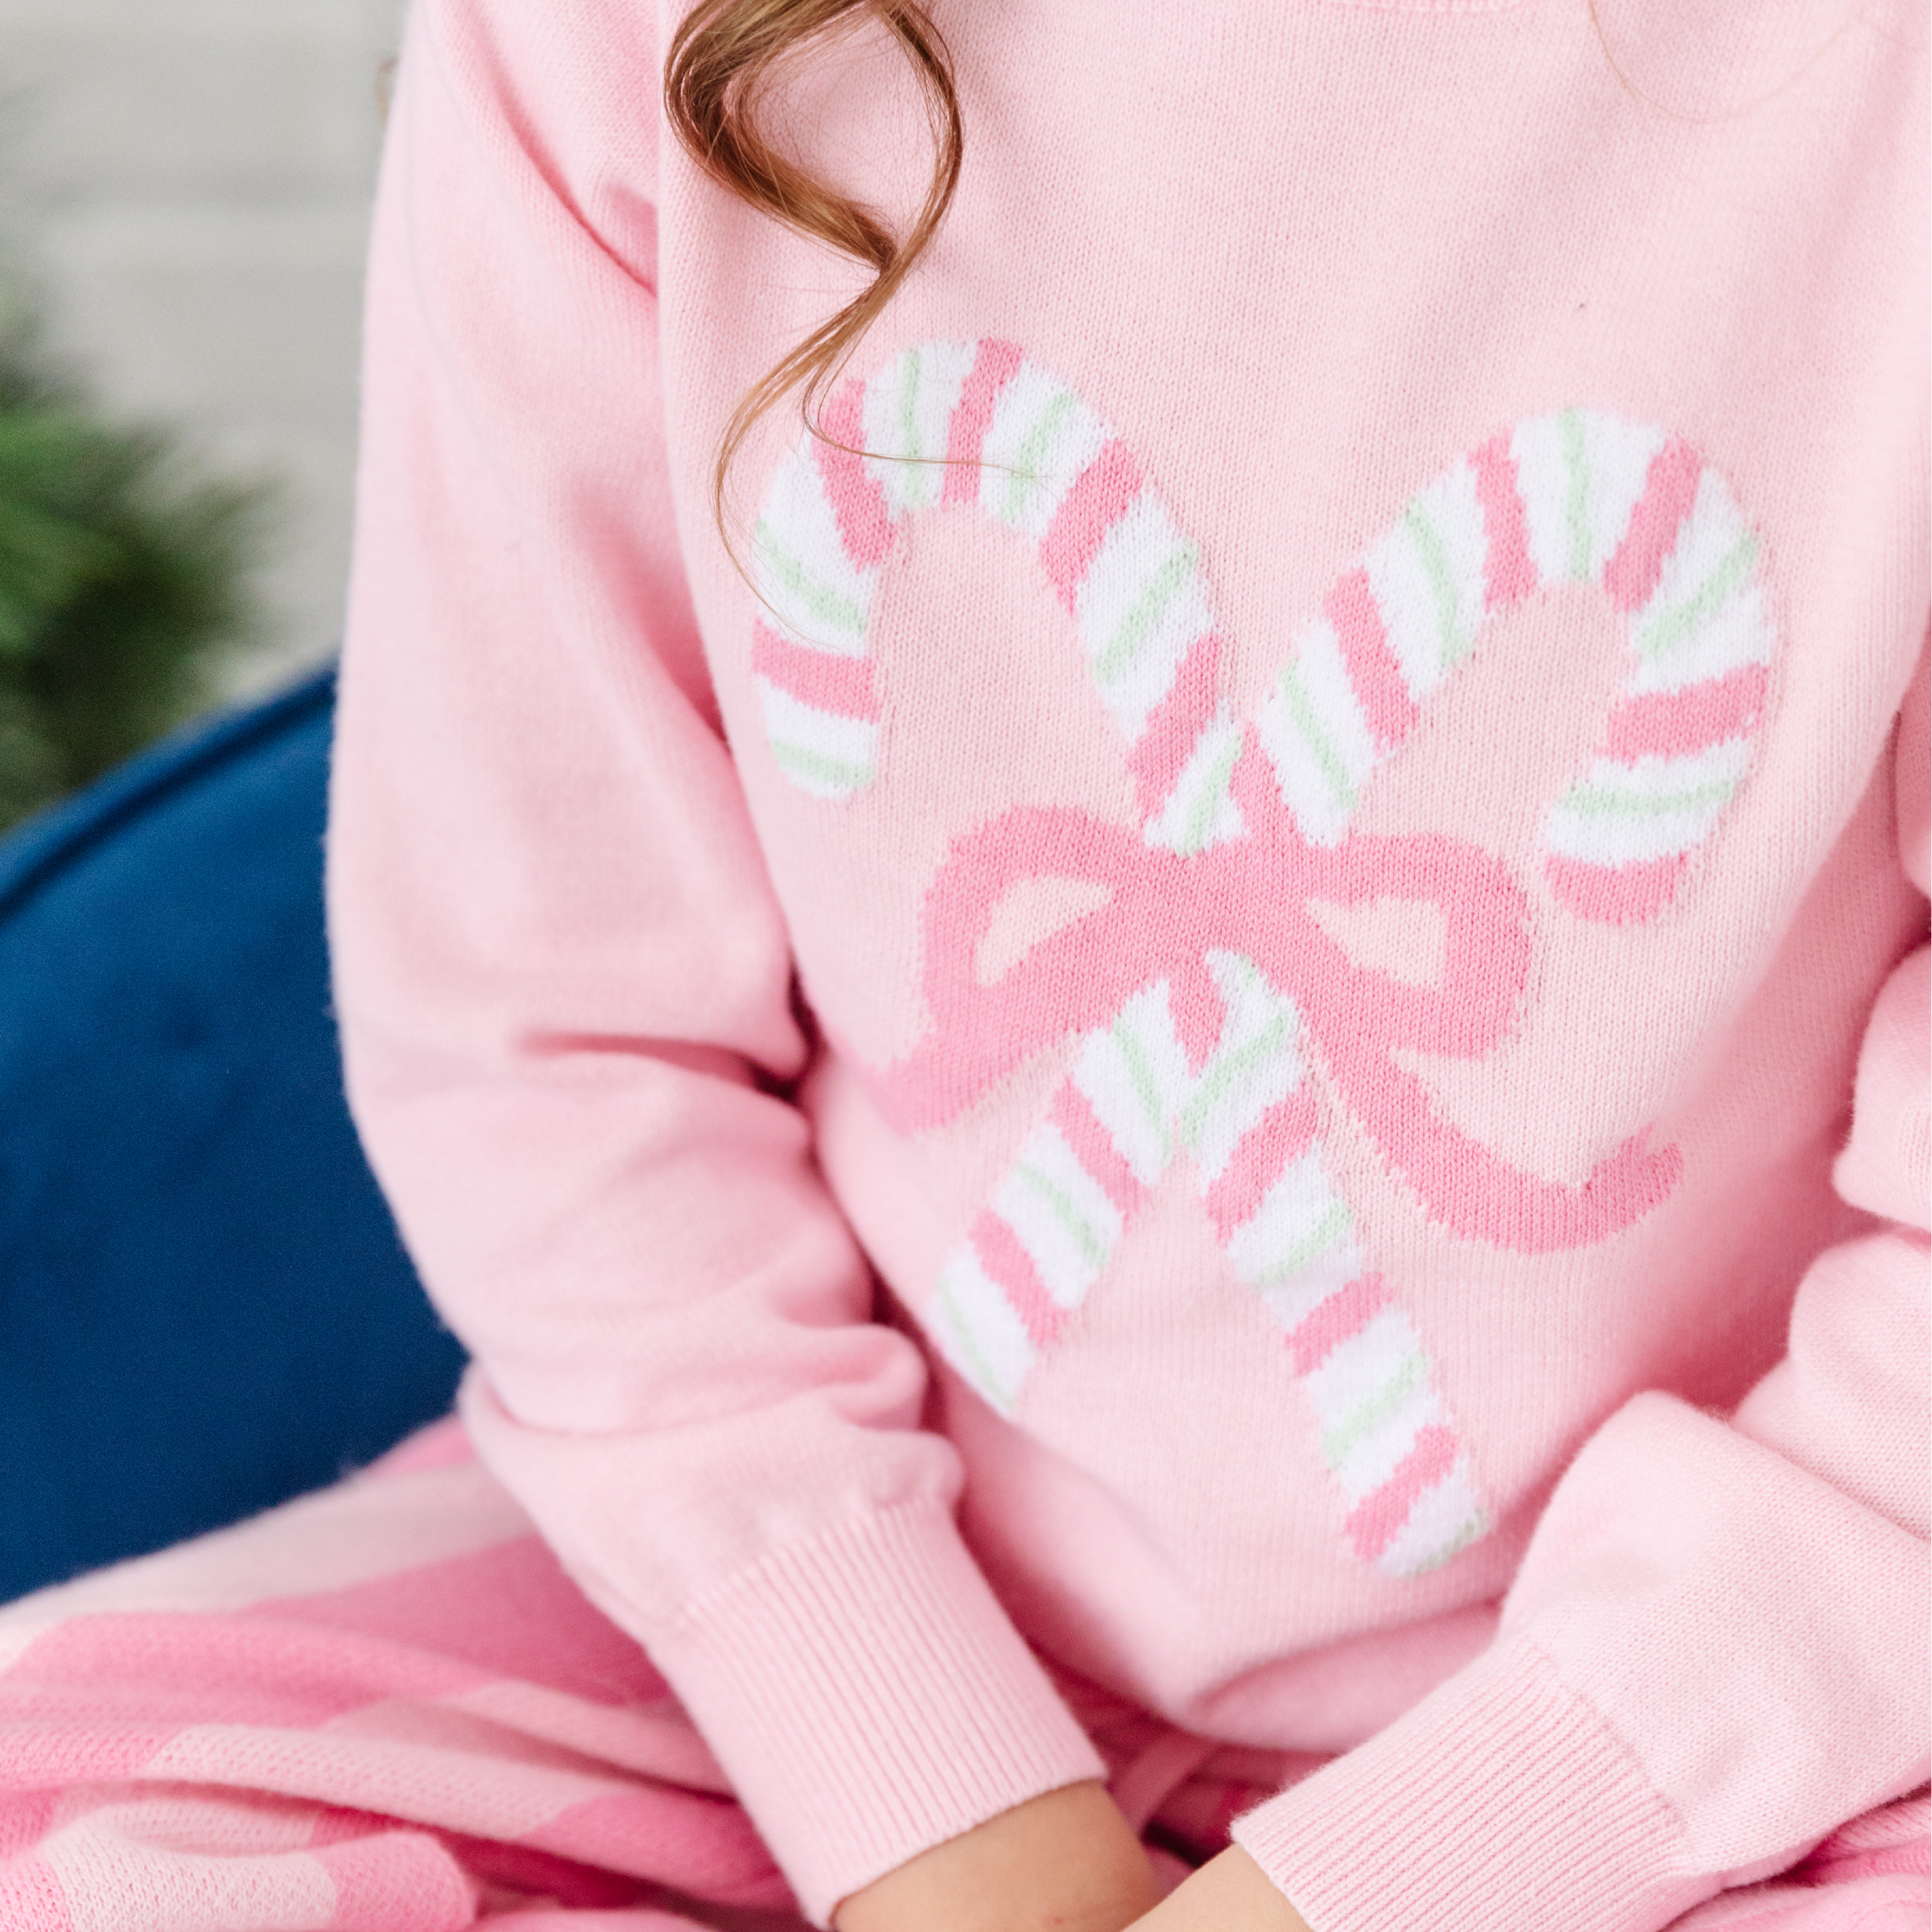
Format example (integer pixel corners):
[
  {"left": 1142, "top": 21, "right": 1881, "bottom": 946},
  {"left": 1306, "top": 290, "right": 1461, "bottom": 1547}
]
[
  {"left": 752, "top": 339, "right": 1241, "bottom": 848},
  {"left": 1259, "top": 409, "right": 1776, "bottom": 922},
  {"left": 747, "top": 346, "right": 1777, "bottom": 1577}
]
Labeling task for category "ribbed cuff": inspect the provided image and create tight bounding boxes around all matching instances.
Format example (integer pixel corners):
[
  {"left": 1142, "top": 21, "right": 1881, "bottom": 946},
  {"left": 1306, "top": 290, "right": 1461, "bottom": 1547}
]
[
  {"left": 644, "top": 1501, "right": 1107, "bottom": 1925},
  {"left": 1231, "top": 1639, "right": 1711, "bottom": 1932}
]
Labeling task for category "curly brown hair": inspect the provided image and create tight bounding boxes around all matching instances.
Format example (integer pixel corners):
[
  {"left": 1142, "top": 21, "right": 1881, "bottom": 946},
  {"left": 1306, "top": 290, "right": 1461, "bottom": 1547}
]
[{"left": 663, "top": 1, "right": 963, "bottom": 531}]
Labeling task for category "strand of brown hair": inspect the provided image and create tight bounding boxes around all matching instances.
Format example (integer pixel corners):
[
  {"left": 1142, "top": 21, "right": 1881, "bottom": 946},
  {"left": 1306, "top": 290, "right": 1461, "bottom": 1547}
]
[{"left": 664, "top": 0, "right": 963, "bottom": 549}]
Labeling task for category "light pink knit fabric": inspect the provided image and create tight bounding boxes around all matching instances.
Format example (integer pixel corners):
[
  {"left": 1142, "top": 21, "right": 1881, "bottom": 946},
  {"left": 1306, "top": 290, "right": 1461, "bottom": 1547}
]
[
  {"left": 76, "top": 0, "right": 1927, "bottom": 1928},
  {"left": 0, "top": 1422, "right": 1922, "bottom": 1931}
]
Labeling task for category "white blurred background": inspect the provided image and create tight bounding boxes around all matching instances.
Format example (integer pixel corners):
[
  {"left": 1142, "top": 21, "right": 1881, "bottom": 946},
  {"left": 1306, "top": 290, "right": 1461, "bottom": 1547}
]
[{"left": 0, "top": 0, "right": 406, "bottom": 696}]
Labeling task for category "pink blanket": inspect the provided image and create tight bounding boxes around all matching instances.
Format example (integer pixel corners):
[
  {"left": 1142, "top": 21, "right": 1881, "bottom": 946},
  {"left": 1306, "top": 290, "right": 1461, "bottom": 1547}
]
[{"left": 2, "top": 1422, "right": 1923, "bottom": 1932}]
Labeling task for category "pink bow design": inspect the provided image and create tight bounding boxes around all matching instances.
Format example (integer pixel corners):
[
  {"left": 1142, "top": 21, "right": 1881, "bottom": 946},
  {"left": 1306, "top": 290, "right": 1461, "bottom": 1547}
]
[{"left": 871, "top": 735, "right": 1680, "bottom": 1254}]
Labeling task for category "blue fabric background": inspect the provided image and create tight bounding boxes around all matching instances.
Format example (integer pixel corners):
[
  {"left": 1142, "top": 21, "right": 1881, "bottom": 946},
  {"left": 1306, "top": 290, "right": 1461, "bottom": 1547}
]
[{"left": 0, "top": 670, "right": 466, "bottom": 1602}]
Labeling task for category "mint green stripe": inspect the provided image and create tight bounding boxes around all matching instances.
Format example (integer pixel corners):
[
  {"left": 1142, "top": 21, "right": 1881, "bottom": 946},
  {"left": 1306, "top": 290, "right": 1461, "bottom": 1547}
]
[
  {"left": 1320, "top": 1351, "right": 1425, "bottom": 1469},
  {"left": 1013, "top": 1165, "right": 1107, "bottom": 1270},
  {"left": 936, "top": 1273, "right": 1014, "bottom": 1409},
  {"left": 1278, "top": 662, "right": 1355, "bottom": 813},
  {"left": 1561, "top": 408, "right": 1592, "bottom": 581},
  {"left": 1252, "top": 1198, "right": 1353, "bottom": 1287},
  {"left": 1181, "top": 1018, "right": 1290, "bottom": 1149},
  {"left": 896, "top": 348, "right": 933, "bottom": 506},
  {"left": 1559, "top": 776, "right": 1736, "bottom": 818},
  {"left": 1637, "top": 529, "right": 1758, "bottom": 659},
  {"left": 1093, "top": 542, "right": 1196, "bottom": 686},
  {"left": 770, "top": 739, "right": 872, "bottom": 792},
  {"left": 752, "top": 520, "right": 866, "bottom": 635},
  {"left": 1403, "top": 499, "right": 1469, "bottom": 668},
  {"left": 1175, "top": 727, "right": 1240, "bottom": 855},
  {"left": 900, "top": 348, "right": 923, "bottom": 461},
  {"left": 1112, "top": 1016, "right": 1172, "bottom": 1165},
  {"left": 1001, "top": 390, "right": 1075, "bottom": 523}
]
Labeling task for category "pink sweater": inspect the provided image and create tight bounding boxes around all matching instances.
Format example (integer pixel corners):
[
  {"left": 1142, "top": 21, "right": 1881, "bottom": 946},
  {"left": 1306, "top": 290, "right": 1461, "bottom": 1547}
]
[{"left": 327, "top": 2, "right": 1930, "bottom": 1928}]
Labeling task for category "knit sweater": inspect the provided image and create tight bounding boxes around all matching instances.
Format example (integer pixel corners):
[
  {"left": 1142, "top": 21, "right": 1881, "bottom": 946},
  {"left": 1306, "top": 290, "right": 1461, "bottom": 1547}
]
[{"left": 326, "top": 1, "right": 1931, "bottom": 1928}]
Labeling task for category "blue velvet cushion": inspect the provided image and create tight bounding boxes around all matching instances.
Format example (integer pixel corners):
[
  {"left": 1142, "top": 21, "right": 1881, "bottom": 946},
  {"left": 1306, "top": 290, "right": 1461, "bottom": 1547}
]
[{"left": 0, "top": 670, "right": 466, "bottom": 1602}]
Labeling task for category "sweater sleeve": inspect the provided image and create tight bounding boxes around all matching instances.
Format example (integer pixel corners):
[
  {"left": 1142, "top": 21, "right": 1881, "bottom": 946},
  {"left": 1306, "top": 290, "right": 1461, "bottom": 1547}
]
[
  {"left": 325, "top": 4, "right": 1102, "bottom": 1920},
  {"left": 1234, "top": 648, "right": 1932, "bottom": 1932}
]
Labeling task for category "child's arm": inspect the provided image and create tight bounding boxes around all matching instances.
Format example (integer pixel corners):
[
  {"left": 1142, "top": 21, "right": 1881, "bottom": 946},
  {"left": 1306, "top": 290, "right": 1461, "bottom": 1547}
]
[
  {"left": 329, "top": 2, "right": 1111, "bottom": 1921},
  {"left": 1212, "top": 655, "right": 1931, "bottom": 1932}
]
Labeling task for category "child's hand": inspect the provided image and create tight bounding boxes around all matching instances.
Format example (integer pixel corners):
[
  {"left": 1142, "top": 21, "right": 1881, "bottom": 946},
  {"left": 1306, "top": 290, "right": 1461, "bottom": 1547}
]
[
  {"left": 831, "top": 1781, "right": 1163, "bottom": 1932},
  {"left": 1125, "top": 1845, "right": 1312, "bottom": 1932}
]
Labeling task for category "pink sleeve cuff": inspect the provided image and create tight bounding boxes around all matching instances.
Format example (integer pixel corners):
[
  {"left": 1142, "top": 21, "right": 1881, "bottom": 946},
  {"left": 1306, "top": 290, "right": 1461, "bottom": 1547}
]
[
  {"left": 642, "top": 1500, "right": 1106, "bottom": 1925},
  {"left": 1231, "top": 1639, "right": 1711, "bottom": 1932}
]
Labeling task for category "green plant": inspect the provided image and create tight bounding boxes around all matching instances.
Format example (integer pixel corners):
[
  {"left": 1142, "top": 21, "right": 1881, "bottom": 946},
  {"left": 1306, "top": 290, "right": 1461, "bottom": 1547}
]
[{"left": 0, "top": 316, "right": 269, "bottom": 831}]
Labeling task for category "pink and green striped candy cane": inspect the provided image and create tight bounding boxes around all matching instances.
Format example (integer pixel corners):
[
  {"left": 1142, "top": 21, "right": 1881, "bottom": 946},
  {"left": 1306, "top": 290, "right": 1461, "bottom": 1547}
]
[
  {"left": 751, "top": 338, "right": 1244, "bottom": 847},
  {"left": 1258, "top": 408, "right": 1776, "bottom": 922}
]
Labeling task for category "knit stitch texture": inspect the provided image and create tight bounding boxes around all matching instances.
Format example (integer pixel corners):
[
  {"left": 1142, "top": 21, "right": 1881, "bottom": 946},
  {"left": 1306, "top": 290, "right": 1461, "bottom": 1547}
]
[{"left": 321, "top": 0, "right": 1930, "bottom": 1925}]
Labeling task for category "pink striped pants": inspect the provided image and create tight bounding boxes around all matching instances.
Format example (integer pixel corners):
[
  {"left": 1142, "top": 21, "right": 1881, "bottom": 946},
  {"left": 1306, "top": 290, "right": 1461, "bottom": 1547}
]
[{"left": 2, "top": 1420, "right": 1923, "bottom": 1932}]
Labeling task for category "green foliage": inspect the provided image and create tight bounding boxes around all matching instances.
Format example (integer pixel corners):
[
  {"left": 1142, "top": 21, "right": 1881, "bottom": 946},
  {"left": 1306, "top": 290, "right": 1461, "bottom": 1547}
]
[{"left": 0, "top": 321, "right": 269, "bottom": 831}]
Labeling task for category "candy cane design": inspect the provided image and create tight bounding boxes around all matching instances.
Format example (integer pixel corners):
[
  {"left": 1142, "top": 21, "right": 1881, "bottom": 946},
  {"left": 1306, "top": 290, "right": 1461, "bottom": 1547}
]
[
  {"left": 752, "top": 339, "right": 1239, "bottom": 836},
  {"left": 1262, "top": 412, "right": 1775, "bottom": 920},
  {"left": 749, "top": 341, "right": 1778, "bottom": 1578}
]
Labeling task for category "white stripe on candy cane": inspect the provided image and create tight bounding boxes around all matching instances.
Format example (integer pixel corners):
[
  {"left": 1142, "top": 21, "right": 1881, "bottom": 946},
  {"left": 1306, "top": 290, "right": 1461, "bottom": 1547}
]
[
  {"left": 1512, "top": 410, "right": 1665, "bottom": 588},
  {"left": 1377, "top": 1453, "right": 1489, "bottom": 1577},
  {"left": 1222, "top": 1144, "right": 1359, "bottom": 1304},
  {"left": 1180, "top": 953, "right": 1306, "bottom": 1183},
  {"left": 1627, "top": 574, "right": 1774, "bottom": 697},
  {"left": 1305, "top": 1305, "right": 1440, "bottom": 1498},
  {"left": 755, "top": 682, "right": 877, "bottom": 800},
  {"left": 979, "top": 362, "right": 1111, "bottom": 540},
  {"left": 751, "top": 441, "right": 877, "bottom": 657},
  {"left": 991, "top": 1121, "right": 1127, "bottom": 1311},
  {"left": 932, "top": 1247, "right": 1037, "bottom": 1413},
  {"left": 1629, "top": 468, "right": 1767, "bottom": 677},
  {"left": 1142, "top": 712, "right": 1245, "bottom": 856},
  {"left": 1076, "top": 489, "right": 1218, "bottom": 745},
  {"left": 1545, "top": 736, "right": 1752, "bottom": 869},
  {"left": 862, "top": 341, "right": 978, "bottom": 515},
  {"left": 1076, "top": 982, "right": 1194, "bottom": 1183},
  {"left": 1363, "top": 457, "right": 1490, "bottom": 703},
  {"left": 1252, "top": 624, "right": 1376, "bottom": 849}
]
